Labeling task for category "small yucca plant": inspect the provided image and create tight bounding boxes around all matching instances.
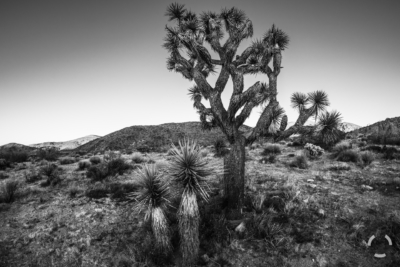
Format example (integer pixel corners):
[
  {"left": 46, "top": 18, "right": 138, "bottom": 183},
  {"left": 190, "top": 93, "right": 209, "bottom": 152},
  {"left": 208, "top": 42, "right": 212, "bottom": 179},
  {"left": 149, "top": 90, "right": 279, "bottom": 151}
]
[
  {"left": 169, "top": 139, "right": 221, "bottom": 266},
  {"left": 132, "top": 164, "right": 172, "bottom": 254}
]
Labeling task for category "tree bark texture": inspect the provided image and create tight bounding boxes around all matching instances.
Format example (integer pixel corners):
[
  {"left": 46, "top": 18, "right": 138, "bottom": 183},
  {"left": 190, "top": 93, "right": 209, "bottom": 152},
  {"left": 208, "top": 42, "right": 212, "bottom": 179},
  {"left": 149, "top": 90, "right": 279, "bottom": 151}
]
[{"left": 223, "top": 134, "right": 246, "bottom": 214}]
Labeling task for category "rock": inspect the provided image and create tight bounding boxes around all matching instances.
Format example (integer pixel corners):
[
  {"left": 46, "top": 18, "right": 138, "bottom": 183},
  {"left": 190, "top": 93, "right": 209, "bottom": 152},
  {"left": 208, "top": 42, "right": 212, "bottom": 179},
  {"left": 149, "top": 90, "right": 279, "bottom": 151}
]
[
  {"left": 307, "top": 184, "right": 317, "bottom": 188},
  {"left": 200, "top": 254, "right": 210, "bottom": 264},
  {"left": 307, "top": 179, "right": 315, "bottom": 183},
  {"left": 393, "top": 177, "right": 400, "bottom": 185},
  {"left": 361, "top": 185, "right": 373, "bottom": 190},
  {"left": 316, "top": 254, "right": 328, "bottom": 267},
  {"left": 235, "top": 222, "right": 246, "bottom": 233},
  {"left": 318, "top": 209, "right": 325, "bottom": 217}
]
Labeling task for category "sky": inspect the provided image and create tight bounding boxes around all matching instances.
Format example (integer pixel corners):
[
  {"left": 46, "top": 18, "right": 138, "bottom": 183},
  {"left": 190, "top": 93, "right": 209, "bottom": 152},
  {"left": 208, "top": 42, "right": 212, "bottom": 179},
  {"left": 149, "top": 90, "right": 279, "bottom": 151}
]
[{"left": 0, "top": 0, "right": 399, "bottom": 146}]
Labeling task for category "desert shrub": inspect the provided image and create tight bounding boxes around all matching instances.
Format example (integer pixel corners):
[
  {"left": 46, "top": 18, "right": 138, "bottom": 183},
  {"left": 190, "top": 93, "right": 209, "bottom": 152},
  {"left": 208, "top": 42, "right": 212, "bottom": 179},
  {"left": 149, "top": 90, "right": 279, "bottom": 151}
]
[
  {"left": 137, "top": 144, "right": 151, "bottom": 153},
  {"left": 0, "top": 159, "right": 11, "bottom": 170},
  {"left": 77, "top": 161, "right": 91, "bottom": 170},
  {"left": 109, "top": 182, "right": 137, "bottom": 199},
  {"left": 36, "top": 147, "right": 60, "bottom": 161},
  {"left": 68, "top": 184, "right": 81, "bottom": 198},
  {"left": 0, "top": 151, "right": 29, "bottom": 163},
  {"left": 383, "top": 147, "right": 399, "bottom": 160},
  {"left": 0, "top": 171, "right": 9, "bottom": 180},
  {"left": 358, "top": 141, "right": 367, "bottom": 147},
  {"left": 131, "top": 153, "right": 146, "bottom": 164},
  {"left": 332, "top": 142, "right": 351, "bottom": 157},
  {"left": 86, "top": 164, "right": 109, "bottom": 182},
  {"left": 213, "top": 138, "right": 228, "bottom": 157},
  {"left": 85, "top": 183, "right": 109, "bottom": 199},
  {"left": 289, "top": 155, "right": 308, "bottom": 169},
  {"left": 304, "top": 143, "right": 324, "bottom": 158},
  {"left": 360, "top": 151, "right": 374, "bottom": 166},
  {"left": 89, "top": 156, "right": 102, "bottom": 165},
  {"left": 103, "top": 150, "right": 121, "bottom": 162},
  {"left": 328, "top": 164, "right": 351, "bottom": 171},
  {"left": 39, "top": 163, "right": 62, "bottom": 186},
  {"left": 337, "top": 150, "right": 360, "bottom": 163},
  {"left": 107, "top": 158, "right": 132, "bottom": 176},
  {"left": 287, "top": 140, "right": 303, "bottom": 147},
  {"left": 363, "top": 145, "right": 382, "bottom": 153},
  {"left": 24, "top": 167, "right": 42, "bottom": 183},
  {"left": 59, "top": 157, "right": 76, "bottom": 165},
  {"left": 261, "top": 144, "right": 281, "bottom": 156},
  {"left": 259, "top": 155, "right": 276, "bottom": 164},
  {"left": 0, "top": 180, "right": 20, "bottom": 203}
]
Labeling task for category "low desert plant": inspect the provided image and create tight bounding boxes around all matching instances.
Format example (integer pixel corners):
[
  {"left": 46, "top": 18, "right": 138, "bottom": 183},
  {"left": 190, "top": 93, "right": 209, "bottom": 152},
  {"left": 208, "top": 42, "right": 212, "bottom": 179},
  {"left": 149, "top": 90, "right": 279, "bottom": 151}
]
[
  {"left": 89, "top": 156, "right": 102, "bottom": 165},
  {"left": 337, "top": 150, "right": 360, "bottom": 163},
  {"left": 68, "top": 183, "right": 81, "bottom": 198},
  {"left": 86, "top": 164, "right": 109, "bottom": 182},
  {"left": 36, "top": 147, "right": 59, "bottom": 161},
  {"left": 24, "top": 167, "right": 42, "bottom": 183},
  {"left": 85, "top": 183, "right": 109, "bottom": 199},
  {"left": 0, "top": 180, "right": 20, "bottom": 203},
  {"left": 261, "top": 144, "right": 281, "bottom": 156},
  {"left": 77, "top": 161, "right": 91, "bottom": 170},
  {"left": 259, "top": 155, "right": 276, "bottom": 164},
  {"left": 0, "top": 151, "right": 29, "bottom": 163},
  {"left": 360, "top": 151, "right": 374, "bottom": 166},
  {"left": 131, "top": 164, "right": 172, "bottom": 254},
  {"left": 363, "top": 145, "right": 382, "bottom": 153},
  {"left": 331, "top": 142, "right": 351, "bottom": 157},
  {"left": 59, "top": 157, "right": 76, "bottom": 165},
  {"left": 304, "top": 143, "right": 324, "bottom": 158},
  {"left": 0, "top": 159, "right": 11, "bottom": 171},
  {"left": 40, "top": 163, "right": 62, "bottom": 186},
  {"left": 383, "top": 147, "right": 399, "bottom": 160},
  {"left": 131, "top": 153, "right": 146, "bottom": 164},
  {"left": 107, "top": 158, "right": 132, "bottom": 176},
  {"left": 137, "top": 144, "right": 151, "bottom": 153},
  {"left": 289, "top": 155, "right": 308, "bottom": 169}
]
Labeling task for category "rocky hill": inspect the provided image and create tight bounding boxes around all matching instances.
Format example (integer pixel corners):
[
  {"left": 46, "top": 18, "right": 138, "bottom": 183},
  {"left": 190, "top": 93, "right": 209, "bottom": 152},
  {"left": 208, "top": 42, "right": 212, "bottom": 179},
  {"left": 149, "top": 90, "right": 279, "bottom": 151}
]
[
  {"left": 74, "top": 122, "right": 252, "bottom": 154},
  {"left": 30, "top": 135, "right": 100, "bottom": 150},
  {"left": 0, "top": 143, "right": 36, "bottom": 153},
  {"left": 348, "top": 116, "right": 400, "bottom": 137}
]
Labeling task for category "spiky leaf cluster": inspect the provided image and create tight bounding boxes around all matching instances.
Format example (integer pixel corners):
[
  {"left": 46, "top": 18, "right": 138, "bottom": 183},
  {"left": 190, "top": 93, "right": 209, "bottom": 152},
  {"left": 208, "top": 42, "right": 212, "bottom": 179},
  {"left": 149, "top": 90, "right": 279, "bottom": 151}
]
[
  {"left": 132, "top": 164, "right": 171, "bottom": 221},
  {"left": 169, "top": 139, "right": 221, "bottom": 201},
  {"left": 317, "top": 110, "right": 343, "bottom": 145},
  {"left": 263, "top": 24, "right": 290, "bottom": 50},
  {"left": 290, "top": 92, "right": 309, "bottom": 112},
  {"left": 308, "top": 90, "right": 330, "bottom": 119}
]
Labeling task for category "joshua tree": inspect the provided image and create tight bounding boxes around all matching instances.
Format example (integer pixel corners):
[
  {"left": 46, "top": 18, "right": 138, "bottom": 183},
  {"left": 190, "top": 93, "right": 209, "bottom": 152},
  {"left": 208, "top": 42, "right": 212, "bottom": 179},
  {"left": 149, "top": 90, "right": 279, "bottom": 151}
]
[
  {"left": 169, "top": 139, "right": 221, "bottom": 266},
  {"left": 163, "top": 3, "right": 334, "bottom": 214},
  {"left": 133, "top": 164, "right": 172, "bottom": 254}
]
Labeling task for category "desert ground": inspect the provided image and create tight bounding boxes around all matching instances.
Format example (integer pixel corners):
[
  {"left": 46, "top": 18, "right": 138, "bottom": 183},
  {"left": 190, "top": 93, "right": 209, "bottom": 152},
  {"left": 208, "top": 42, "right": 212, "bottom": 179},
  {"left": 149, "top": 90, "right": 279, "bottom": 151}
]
[{"left": 0, "top": 139, "right": 400, "bottom": 267}]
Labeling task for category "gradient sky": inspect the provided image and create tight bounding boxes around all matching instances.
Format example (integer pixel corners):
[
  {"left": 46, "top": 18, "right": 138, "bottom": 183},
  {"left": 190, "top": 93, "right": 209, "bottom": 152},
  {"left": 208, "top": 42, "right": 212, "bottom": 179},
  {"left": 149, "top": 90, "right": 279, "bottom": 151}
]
[{"left": 1, "top": 0, "right": 399, "bottom": 146}]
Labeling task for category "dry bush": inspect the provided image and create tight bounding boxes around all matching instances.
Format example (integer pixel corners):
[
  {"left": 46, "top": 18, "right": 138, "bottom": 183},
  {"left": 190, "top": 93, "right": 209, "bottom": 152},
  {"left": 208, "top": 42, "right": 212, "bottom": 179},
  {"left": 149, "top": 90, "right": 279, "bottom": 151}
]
[
  {"left": 131, "top": 153, "right": 146, "bottom": 164},
  {"left": 289, "top": 154, "right": 308, "bottom": 169},
  {"left": 261, "top": 144, "right": 282, "bottom": 156},
  {"left": 39, "top": 163, "right": 63, "bottom": 186},
  {"left": 89, "top": 156, "right": 102, "bottom": 165},
  {"left": 77, "top": 161, "right": 91, "bottom": 170},
  {"left": 59, "top": 157, "right": 76, "bottom": 165},
  {"left": 24, "top": 167, "right": 42, "bottom": 183},
  {"left": 359, "top": 151, "right": 374, "bottom": 166},
  {"left": 337, "top": 150, "right": 360, "bottom": 163},
  {"left": 0, "top": 180, "right": 20, "bottom": 203}
]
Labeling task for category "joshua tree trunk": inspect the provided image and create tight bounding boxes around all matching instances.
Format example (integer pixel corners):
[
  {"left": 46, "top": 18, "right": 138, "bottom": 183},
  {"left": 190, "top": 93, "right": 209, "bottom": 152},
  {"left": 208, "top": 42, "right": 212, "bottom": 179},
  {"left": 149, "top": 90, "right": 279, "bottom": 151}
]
[{"left": 223, "top": 134, "right": 246, "bottom": 215}]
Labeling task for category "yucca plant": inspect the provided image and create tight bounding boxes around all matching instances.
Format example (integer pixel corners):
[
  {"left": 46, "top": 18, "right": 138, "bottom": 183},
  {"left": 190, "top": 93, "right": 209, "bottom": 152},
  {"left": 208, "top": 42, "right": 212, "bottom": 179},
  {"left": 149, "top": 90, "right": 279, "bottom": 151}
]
[
  {"left": 316, "top": 110, "right": 343, "bottom": 147},
  {"left": 169, "top": 139, "right": 221, "bottom": 266},
  {"left": 308, "top": 90, "right": 329, "bottom": 122},
  {"left": 132, "top": 164, "right": 172, "bottom": 254}
]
